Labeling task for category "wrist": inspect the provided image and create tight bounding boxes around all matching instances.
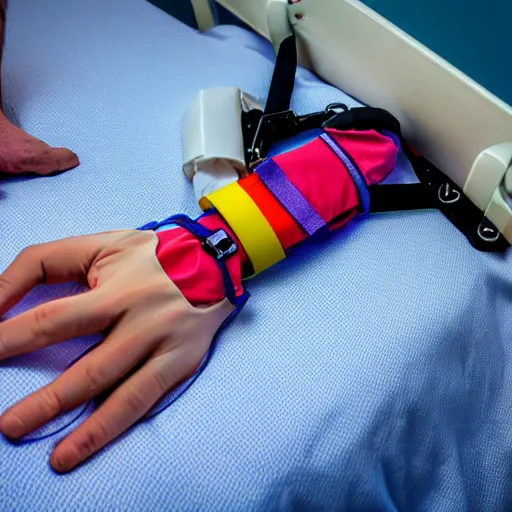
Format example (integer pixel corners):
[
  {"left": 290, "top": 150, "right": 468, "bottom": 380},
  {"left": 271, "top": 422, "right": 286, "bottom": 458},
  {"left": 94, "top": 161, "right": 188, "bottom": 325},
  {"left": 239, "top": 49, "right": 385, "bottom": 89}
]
[{"left": 154, "top": 213, "right": 245, "bottom": 307}]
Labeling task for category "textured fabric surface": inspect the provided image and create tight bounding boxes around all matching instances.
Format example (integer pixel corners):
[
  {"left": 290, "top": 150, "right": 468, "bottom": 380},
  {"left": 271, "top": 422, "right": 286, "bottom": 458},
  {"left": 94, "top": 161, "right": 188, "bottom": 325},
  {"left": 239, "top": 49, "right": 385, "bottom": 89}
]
[{"left": 1, "top": 0, "right": 512, "bottom": 510}]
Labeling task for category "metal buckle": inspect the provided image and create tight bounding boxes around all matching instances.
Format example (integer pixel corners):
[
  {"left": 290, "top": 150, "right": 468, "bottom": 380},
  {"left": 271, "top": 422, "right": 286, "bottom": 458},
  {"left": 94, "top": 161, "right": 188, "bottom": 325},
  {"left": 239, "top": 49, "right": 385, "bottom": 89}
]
[
  {"left": 202, "top": 229, "right": 238, "bottom": 261},
  {"left": 245, "top": 103, "right": 348, "bottom": 169}
]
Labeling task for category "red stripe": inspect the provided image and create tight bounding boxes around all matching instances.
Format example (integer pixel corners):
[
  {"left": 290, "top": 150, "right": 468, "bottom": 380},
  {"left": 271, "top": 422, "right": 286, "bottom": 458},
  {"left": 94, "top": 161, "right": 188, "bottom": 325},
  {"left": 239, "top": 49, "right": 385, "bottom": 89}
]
[
  {"left": 238, "top": 173, "right": 307, "bottom": 250},
  {"left": 273, "top": 137, "right": 360, "bottom": 224}
]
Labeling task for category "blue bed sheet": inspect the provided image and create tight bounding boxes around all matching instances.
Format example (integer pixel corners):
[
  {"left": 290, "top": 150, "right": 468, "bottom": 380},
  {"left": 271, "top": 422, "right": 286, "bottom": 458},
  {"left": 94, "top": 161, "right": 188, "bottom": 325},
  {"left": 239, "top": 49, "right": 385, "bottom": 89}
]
[{"left": 1, "top": 0, "right": 512, "bottom": 510}]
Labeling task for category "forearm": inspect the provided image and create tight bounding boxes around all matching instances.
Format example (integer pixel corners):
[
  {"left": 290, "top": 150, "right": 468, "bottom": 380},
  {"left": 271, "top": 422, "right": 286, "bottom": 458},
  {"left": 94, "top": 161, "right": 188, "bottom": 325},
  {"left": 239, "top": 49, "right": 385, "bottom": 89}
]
[{"left": 153, "top": 129, "right": 399, "bottom": 306}]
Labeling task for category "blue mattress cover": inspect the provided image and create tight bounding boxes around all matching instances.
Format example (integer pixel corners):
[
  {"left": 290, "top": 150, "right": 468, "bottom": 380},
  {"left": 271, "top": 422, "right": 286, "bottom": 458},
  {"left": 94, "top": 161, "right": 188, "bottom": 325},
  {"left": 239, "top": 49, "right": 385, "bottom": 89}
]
[{"left": 1, "top": 1, "right": 512, "bottom": 510}]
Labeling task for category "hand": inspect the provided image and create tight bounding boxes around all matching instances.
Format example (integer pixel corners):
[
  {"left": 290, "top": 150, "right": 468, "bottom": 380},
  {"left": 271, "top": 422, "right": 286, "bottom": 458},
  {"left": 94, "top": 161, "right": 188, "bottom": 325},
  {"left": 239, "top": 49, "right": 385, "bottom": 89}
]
[
  {"left": 0, "top": 110, "right": 79, "bottom": 175},
  {"left": 0, "top": 230, "right": 233, "bottom": 472}
]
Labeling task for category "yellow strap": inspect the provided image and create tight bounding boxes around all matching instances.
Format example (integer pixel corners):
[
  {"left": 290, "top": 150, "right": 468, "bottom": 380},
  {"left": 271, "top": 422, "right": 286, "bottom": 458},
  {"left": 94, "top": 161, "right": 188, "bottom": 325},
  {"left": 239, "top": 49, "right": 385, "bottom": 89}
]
[{"left": 200, "top": 182, "right": 286, "bottom": 275}]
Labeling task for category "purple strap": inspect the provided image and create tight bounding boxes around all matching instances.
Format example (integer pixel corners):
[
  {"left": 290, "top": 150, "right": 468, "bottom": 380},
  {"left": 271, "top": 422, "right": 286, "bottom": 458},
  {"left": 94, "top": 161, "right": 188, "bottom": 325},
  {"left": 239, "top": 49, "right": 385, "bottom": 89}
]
[
  {"left": 257, "top": 159, "right": 327, "bottom": 236},
  {"left": 320, "top": 133, "right": 371, "bottom": 215},
  {"left": 382, "top": 130, "right": 401, "bottom": 150}
]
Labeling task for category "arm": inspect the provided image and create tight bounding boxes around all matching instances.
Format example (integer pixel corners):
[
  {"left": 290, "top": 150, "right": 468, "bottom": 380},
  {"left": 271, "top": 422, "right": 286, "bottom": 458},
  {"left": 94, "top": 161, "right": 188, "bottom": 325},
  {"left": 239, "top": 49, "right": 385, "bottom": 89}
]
[
  {"left": 0, "top": 127, "right": 397, "bottom": 472},
  {"left": 0, "top": 0, "right": 79, "bottom": 176}
]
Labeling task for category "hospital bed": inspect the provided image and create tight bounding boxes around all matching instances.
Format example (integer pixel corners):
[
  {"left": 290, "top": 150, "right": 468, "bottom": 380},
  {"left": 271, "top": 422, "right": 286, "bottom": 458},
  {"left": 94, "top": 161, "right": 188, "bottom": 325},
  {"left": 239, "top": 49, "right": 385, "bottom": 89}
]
[{"left": 1, "top": 0, "right": 512, "bottom": 510}]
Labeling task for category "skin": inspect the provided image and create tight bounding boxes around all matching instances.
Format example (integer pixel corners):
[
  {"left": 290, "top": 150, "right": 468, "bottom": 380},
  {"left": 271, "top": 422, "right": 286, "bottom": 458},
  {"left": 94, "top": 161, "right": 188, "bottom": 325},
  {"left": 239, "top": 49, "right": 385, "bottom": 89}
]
[
  {"left": 0, "top": 230, "right": 233, "bottom": 472},
  {"left": 0, "top": 0, "right": 79, "bottom": 175}
]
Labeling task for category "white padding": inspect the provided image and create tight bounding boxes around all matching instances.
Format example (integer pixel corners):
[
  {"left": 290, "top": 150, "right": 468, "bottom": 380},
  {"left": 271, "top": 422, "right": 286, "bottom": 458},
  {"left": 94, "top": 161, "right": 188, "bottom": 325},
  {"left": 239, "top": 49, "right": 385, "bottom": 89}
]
[
  {"left": 182, "top": 86, "right": 264, "bottom": 202},
  {"left": 464, "top": 143, "right": 512, "bottom": 212},
  {"left": 182, "top": 86, "right": 247, "bottom": 182},
  {"left": 192, "top": 159, "right": 240, "bottom": 203}
]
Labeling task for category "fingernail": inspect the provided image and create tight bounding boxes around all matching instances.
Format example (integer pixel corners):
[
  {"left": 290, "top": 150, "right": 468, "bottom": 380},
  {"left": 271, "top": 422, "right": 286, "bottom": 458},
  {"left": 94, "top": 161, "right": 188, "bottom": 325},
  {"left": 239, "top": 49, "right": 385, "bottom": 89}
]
[
  {"left": 51, "top": 445, "right": 79, "bottom": 473},
  {"left": 0, "top": 413, "right": 25, "bottom": 439}
]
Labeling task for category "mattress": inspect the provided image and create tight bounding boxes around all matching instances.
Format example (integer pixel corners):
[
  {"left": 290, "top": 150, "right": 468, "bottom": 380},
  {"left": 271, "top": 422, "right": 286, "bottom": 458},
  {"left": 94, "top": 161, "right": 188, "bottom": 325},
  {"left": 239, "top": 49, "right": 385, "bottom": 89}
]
[{"left": 1, "top": 0, "right": 512, "bottom": 510}]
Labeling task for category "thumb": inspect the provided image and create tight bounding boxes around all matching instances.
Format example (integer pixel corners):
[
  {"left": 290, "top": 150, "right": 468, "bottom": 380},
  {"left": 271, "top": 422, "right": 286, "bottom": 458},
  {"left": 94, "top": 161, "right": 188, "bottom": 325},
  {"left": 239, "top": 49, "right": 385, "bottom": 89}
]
[
  {"left": 47, "top": 147, "right": 80, "bottom": 173},
  {"left": 0, "top": 232, "right": 121, "bottom": 317}
]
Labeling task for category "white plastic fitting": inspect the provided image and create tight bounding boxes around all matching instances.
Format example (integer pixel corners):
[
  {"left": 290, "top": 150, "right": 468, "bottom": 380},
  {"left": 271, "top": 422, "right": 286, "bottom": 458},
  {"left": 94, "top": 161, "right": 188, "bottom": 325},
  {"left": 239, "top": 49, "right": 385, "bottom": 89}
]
[
  {"left": 182, "top": 86, "right": 262, "bottom": 203},
  {"left": 461, "top": 143, "right": 512, "bottom": 242}
]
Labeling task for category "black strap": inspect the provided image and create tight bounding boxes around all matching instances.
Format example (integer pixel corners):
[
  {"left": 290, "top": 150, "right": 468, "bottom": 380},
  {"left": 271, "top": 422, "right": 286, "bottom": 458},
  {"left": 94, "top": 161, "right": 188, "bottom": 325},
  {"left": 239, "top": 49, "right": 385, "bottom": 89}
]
[
  {"left": 323, "top": 106, "right": 401, "bottom": 134},
  {"left": 264, "top": 34, "right": 298, "bottom": 115},
  {"left": 244, "top": 34, "right": 298, "bottom": 166},
  {"left": 368, "top": 184, "right": 433, "bottom": 213}
]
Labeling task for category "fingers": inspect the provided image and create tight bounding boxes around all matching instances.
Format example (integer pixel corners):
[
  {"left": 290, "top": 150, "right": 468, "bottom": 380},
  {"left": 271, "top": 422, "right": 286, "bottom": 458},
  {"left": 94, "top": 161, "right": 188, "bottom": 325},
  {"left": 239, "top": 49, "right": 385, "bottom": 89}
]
[
  {"left": 0, "top": 290, "right": 111, "bottom": 361},
  {"left": 46, "top": 147, "right": 80, "bottom": 174},
  {"left": 0, "top": 234, "right": 112, "bottom": 316},
  {"left": 17, "top": 146, "right": 79, "bottom": 176},
  {"left": 0, "top": 317, "right": 164, "bottom": 441},
  {"left": 50, "top": 346, "right": 197, "bottom": 473}
]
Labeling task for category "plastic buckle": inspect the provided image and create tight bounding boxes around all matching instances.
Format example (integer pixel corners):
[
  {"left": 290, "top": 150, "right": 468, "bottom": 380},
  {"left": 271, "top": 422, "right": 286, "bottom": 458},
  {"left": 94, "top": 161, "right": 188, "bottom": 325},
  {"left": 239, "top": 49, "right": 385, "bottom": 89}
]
[{"left": 202, "top": 229, "right": 238, "bottom": 261}]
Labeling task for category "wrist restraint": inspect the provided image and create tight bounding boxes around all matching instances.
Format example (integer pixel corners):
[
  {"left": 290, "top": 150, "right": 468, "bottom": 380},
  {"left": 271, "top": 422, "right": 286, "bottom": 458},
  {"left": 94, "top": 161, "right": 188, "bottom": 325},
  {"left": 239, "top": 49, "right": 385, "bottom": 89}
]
[
  {"left": 21, "top": 26, "right": 509, "bottom": 445},
  {"left": 136, "top": 34, "right": 510, "bottom": 422}
]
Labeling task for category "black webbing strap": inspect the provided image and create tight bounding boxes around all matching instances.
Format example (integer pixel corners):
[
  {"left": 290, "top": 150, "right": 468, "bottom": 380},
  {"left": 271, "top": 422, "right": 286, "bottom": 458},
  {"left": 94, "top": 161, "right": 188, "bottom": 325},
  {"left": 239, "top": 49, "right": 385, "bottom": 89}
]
[
  {"left": 369, "top": 184, "right": 433, "bottom": 213},
  {"left": 245, "top": 34, "right": 298, "bottom": 166},
  {"left": 264, "top": 34, "right": 298, "bottom": 116}
]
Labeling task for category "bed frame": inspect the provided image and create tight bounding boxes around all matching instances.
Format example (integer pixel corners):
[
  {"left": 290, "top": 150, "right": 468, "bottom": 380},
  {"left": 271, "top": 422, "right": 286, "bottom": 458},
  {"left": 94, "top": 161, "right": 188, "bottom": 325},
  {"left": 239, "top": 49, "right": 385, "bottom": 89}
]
[{"left": 188, "top": 0, "right": 512, "bottom": 243}]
